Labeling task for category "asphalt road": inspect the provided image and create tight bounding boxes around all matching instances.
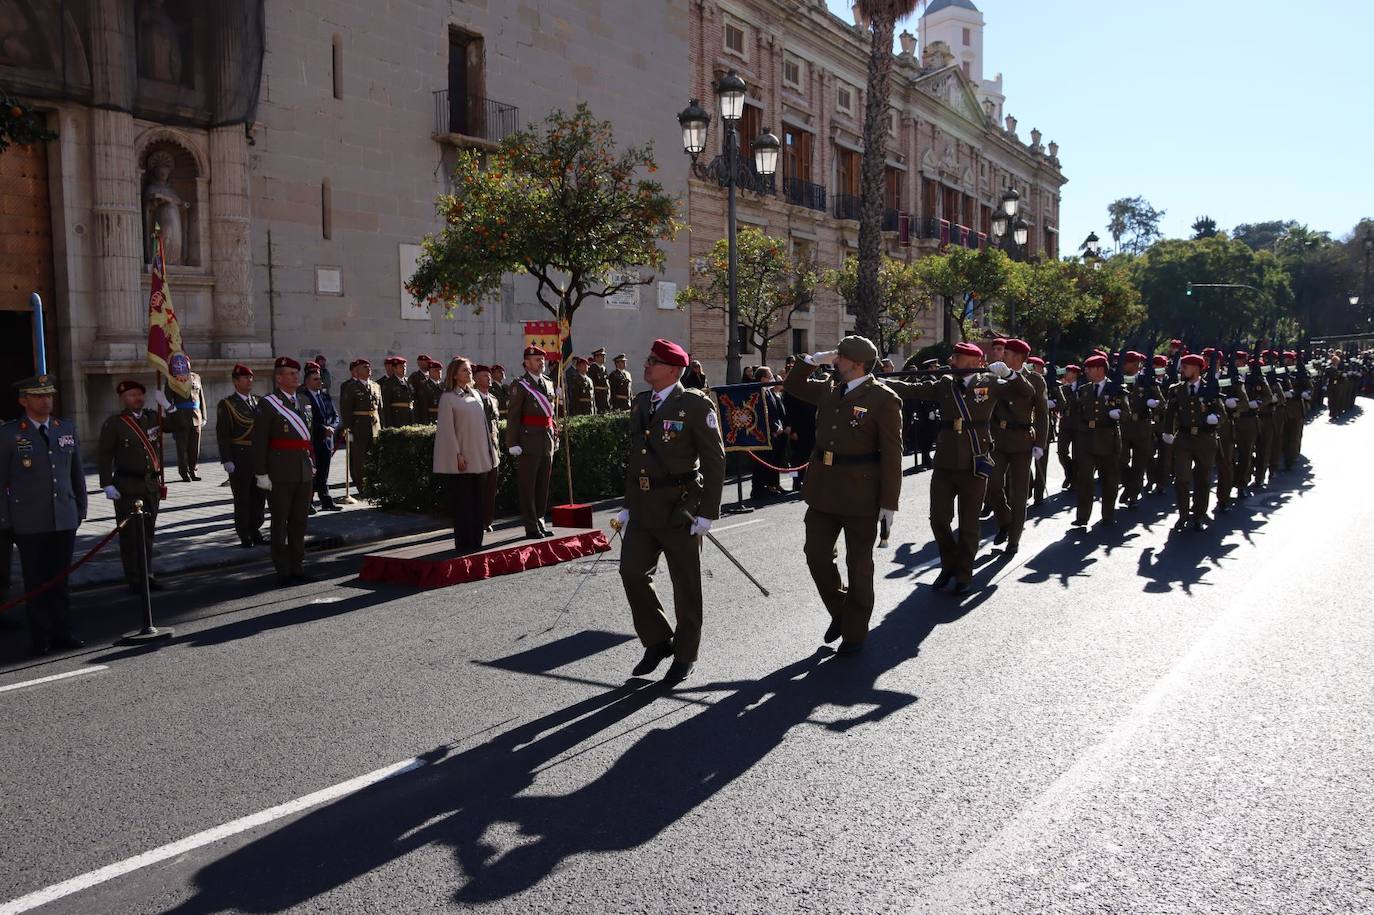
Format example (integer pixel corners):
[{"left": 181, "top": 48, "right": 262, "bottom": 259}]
[{"left": 2, "top": 406, "right": 1370, "bottom": 914}]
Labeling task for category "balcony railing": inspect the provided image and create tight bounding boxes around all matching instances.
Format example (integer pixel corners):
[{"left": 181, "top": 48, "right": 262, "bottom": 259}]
[
  {"left": 433, "top": 90, "right": 519, "bottom": 144},
  {"left": 781, "top": 176, "right": 827, "bottom": 212},
  {"left": 834, "top": 193, "right": 861, "bottom": 221},
  {"left": 912, "top": 218, "right": 987, "bottom": 249}
]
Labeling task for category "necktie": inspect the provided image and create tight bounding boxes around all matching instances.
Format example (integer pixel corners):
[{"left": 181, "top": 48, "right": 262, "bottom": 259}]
[{"left": 39, "top": 424, "right": 49, "bottom": 447}]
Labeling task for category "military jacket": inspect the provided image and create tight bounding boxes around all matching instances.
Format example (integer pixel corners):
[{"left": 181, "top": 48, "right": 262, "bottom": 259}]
[
  {"left": 412, "top": 376, "right": 443, "bottom": 424},
  {"left": 1052, "top": 381, "right": 1079, "bottom": 435},
  {"left": 216, "top": 392, "right": 260, "bottom": 465},
  {"left": 886, "top": 371, "right": 1031, "bottom": 473},
  {"left": 1237, "top": 369, "right": 1274, "bottom": 419},
  {"left": 490, "top": 381, "right": 509, "bottom": 418},
  {"left": 0, "top": 416, "right": 87, "bottom": 535},
  {"left": 378, "top": 375, "right": 414, "bottom": 427},
  {"left": 566, "top": 371, "right": 597, "bottom": 416},
  {"left": 1120, "top": 374, "right": 1164, "bottom": 430},
  {"left": 1162, "top": 380, "right": 1226, "bottom": 438},
  {"left": 608, "top": 369, "right": 633, "bottom": 410},
  {"left": 505, "top": 373, "right": 558, "bottom": 455},
  {"left": 98, "top": 408, "right": 163, "bottom": 498},
  {"left": 164, "top": 373, "right": 205, "bottom": 429},
  {"left": 251, "top": 389, "right": 316, "bottom": 483},
  {"left": 990, "top": 367, "right": 1049, "bottom": 454},
  {"left": 623, "top": 383, "right": 725, "bottom": 529},
  {"left": 587, "top": 361, "right": 610, "bottom": 411},
  {"left": 338, "top": 377, "right": 383, "bottom": 435},
  {"left": 1072, "top": 380, "right": 1128, "bottom": 456}
]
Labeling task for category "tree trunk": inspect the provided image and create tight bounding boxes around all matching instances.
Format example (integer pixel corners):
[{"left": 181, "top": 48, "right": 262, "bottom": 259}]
[{"left": 855, "top": 12, "right": 895, "bottom": 343}]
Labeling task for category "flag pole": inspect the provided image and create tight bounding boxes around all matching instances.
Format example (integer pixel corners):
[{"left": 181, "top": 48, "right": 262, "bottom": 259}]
[
  {"left": 151, "top": 225, "right": 167, "bottom": 492},
  {"left": 557, "top": 304, "right": 574, "bottom": 506}
]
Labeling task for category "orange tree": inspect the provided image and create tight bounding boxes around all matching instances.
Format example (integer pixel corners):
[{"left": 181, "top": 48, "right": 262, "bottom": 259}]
[
  {"left": 407, "top": 104, "right": 680, "bottom": 329},
  {"left": 829, "top": 254, "right": 932, "bottom": 359}
]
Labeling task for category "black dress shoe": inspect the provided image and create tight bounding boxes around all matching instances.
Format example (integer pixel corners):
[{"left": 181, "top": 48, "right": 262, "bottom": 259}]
[
  {"left": 1070, "top": 518, "right": 1088, "bottom": 528},
  {"left": 276, "top": 575, "right": 294, "bottom": 586},
  {"left": 238, "top": 540, "right": 255, "bottom": 549},
  {"left": 252, "top": 534, "right": 269, "bottom": 545},
  {"left": 542, "top": 528, "right": 558, "bottom": 538},
  {"left": 179, "top": 473, "right": 190, "bottom": 482},
  {"left": 823, "top": 618, "right": 842, "bottom": 644},
  {"left": 1003, "top": 543, "right": 1019, "bottom": 558},
  {"left": 932, "top": 570, "right": 954, "bottom": 590},
  {"left": 307, "top": 505, "right": 319, "bottom": 516},
  {"left": 189, "top": 472, "right": 202, "bottom": 481},
  {"left": 1172, "top": 518, "right": 1191, "bottom": 532},
  {"left": 835, "top": 641, "right": 863, "bottom": 656},
  {"left": 29, "top": 642, "right": 52, "bottom": 658},
  {"left": 51, "top": 637, "right": 85, "bottom": 651},
  {"left": 324, "top": 503, "right": 344, "bottom": 512},
  {"left": 993, "top": 527, "right": 1008, "bottom": 545},
  {"left": 662, "top": 658, "right": 694, "bottom": 683},
  {"left": 631, "top": 641, "right": 673, "bottom": 677},
  {"left": 524, "top": 529, "right": 543, "bottom": 540},
  {"left": 952, "top": 581, "right": 972, "bottom": 596},
  {"left": 1191, "top": 518, "right": 1205, "bottom": 532}
]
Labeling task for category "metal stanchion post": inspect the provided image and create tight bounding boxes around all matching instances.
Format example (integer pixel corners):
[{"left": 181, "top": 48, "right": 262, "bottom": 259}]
[
  {"left": 339, "top": 429, "right": 358, "bottom": 505},
  {"left": 721, "top": 451, "right": 754, "bottom": 516},
  {"left": 116, "top": 500, "right": 173, "bottom": 646}
]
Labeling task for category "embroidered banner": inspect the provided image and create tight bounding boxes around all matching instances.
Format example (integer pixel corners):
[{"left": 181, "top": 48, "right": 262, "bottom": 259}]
[{"left": 712, "top": 383, "right": 772, "bottom": 453}]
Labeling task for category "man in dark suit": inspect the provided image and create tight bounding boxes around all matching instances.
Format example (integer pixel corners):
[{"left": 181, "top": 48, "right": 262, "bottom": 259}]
[{"left": 303, "top": 362, "right": 342, "bottom": 512}]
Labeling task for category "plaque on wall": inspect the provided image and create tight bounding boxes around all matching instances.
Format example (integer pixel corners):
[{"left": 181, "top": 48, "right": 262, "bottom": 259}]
[{"left": 316, "top": 266, "right": 343, "bottom": 295}]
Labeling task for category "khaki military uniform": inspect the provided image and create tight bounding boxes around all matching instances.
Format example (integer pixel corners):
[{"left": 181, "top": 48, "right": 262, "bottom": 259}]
[
  {"left": 1053, "top": 380, "right": 1078, "bottom": 485},
  {"left": 216, "top": 392, "right": 266, "bottom": 544},
  {"left": 986, "top": 367, "right": 1049, "bottom": 548},
  {"left": 887, "top": 371, "right": 1031, "bottom": 586},
  {"left": 566, "top": 370, "right": 597, "bottom": 416},
  {"left": 619, "top": 383, "right": 725, "bottom": 663},
  {"left": 588, "top": 360, "right": 611, "bottom": 413},
  {"left": 491, "top": 381, "right": 509, "bottom": 419},
  {"left": 251, "top": 388, "right": 315, "bottom": 580},
  {"left": 164, "top": 373, "right": 204, "bottom": 480},
  {"left": 505, "top": 372, "right": 558, "bottom": 536},
  {"left": 379, "top": 374, "right": 415, "bottom": 428},
  {"left": 97, "top": 408, "right": 163, "bottom": 586},
  {"left": 1163, "top": 379, "right": 1225, "bottom": 522},
  {"left": 1283, "top": 367, "right": 1309, "bottom": 467},
  {"left": 608, "top": 368, "right": 633, "bottom": 411},
  {"left": 1214, "top": 374, "right": 1239, "bottom": 510},
  {"left": 338, "top": 377, "right": 382, "bottom": 493},
  {"left": 1072, "top": 380, "right": 1127, "bottom": 524},
  {"left": 1266, "top": 368, "right": 1291, "bottom": 476},
  {"left": 1233, "top": 369, "right": 1272, "bottom": 492},
  {"left": 1119, "top": 374, "right": 1163, "bottom": 504}
]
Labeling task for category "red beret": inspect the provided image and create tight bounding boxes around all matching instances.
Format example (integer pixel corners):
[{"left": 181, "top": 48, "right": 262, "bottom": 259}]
[
  {"left": 116, "top": 379, "right": 146, "bottom": 395},
  {"left": 953, "top": 341, "right": 984, "bottom": 359},
  {"left": 417, "top": 354, "right": 432, "bottom": 365},
  {"left": 573, "top": 355, "right": 589, "bottom": 366},
  {"left": 1169, "top": 339, "right": 1183, "bottom": 347},
  {"left": 1124, "top": 351, "right": 1145, "bottom": 363},
  {"left": 1003, "top": 339, "right": 1031, "bottom": 356},
  {"left": 471, "top": 364, "right": 489, "bottom": 374},
  {"left": 1027, "top": 356, "right": 1045, "bottom": 367},
  {"left": 1152, "top": 355, "right": 1168, "bottom": 367},
  {"left": 231, "top": 363, "right": 254, "bottom": 378},
  {"left": 1201, "top": 347, "right": 1216, "bottom": 357},
  {"left": 1235, "top": 351, "right": 1249, "bottom": 362},
  {"left": 274, "top": 356, "right": 301, "bottom": 371},
  {"left": 992, "top": 338, "right": 1008, "bottom": 347},
  {"left": 490, "top": 363, "right": 505, "bottom": 372},
  {"left": 523, "top": 346, "right": 546, "bottom": 358},
  {"left": 303, "top": 362, "right": 320, "bottom": 375},
  {"left": 1064, "top": 364, "right": 1082, "bottom": 374},
  {"left": 428, "top": 360, "right": 444, "bottom": 370},
  {"left": 650, "top": 338, "right": 690, "bottom": 367},
  {"left": 392, "top": 356, "right": 407, "bottom": 365},
  {"left": 1083, "top": 355, "right": 1108, "bottom": 369},
  {"left": 350, "top": 358, "right": 370, "bottom": 369},
  {"left": 1283, "top": 351, "right": 1297, "bottom": 359},
  {"left": 1181, "top": 354, "right": 1206, "bottom": 368}
]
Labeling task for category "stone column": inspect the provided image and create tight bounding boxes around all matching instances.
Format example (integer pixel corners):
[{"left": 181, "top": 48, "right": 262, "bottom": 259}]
[{"left": 209, "top": 125, "right": 262, "bottom": 357}]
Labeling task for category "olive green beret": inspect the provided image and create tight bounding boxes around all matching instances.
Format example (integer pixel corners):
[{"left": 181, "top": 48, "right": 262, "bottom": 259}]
[{"left": 836, "top": 335, "right": 879, "bottom": 366}]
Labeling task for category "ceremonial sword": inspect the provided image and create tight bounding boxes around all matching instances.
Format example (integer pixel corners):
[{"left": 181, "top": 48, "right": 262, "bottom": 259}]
[{"left": 669, "top": 509, "right": 770, "bottom": 597}]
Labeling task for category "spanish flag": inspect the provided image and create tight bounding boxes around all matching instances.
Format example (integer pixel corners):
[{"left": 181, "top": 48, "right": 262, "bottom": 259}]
[{"left": 145, "top": 229, "right": 184, "bottom": 376}]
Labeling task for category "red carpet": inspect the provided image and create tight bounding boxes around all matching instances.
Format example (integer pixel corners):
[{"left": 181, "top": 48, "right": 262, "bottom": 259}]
[{"left": 359, "top": 528, "right": 610, "bottom": 589}]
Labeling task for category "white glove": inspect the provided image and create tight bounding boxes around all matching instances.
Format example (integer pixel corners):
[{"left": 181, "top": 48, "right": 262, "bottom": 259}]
[
  {"left": 806, "top": 350, "right": 839, "bottom": 366},
  {"left": 256, "top": 474, "right": 272, "bottom": 491},
  {"left": 1107, "top": 408, "right": 1122, "bottom": 420},
  {"left": 879, "top": 508, "right": 896, "bottom": 529},
  {"left": 223, "top": 461, "right": 235, "bottom": 474},
  {"left": 1283, "top": 390, "right": 1293, "bottom": 399},
  {"left": 1224, "top": 398, "right": 1238, "bottom": 409},
  {"left": 612, "top": 508, "right": 628, "bottom": 532},
  {"left": 508, "top": 445, "right": 523, "bottom": 457},
  {"left": 1032, "top": 446, "right": 1044, "bottom": 461},
  {"left": 1161, "top": 433, "right": 1176, "bottom": 444},
  {"left": 152, "top": 389, "right": 172, "bottom": 411},
  {"left": 1248, "top": 400, "right": 1260, "bottom": 409},
  {"left": 1047, "top": 399, "right": 1057, "bottom": 409},
  {"left": 1302, "top": 391, "right": 1312, "bottom": 401},
  {"left": 689, "top": 516, "right": 712, "bottom": 536},
  {"left": 1146, "top": 398, "right": 1160, "bottom": 409},
  {"left": 1205, "top": 413, "right": 1219, "bottom": 426},
  {"left": 927, "top": 411, "right": 937, "bottom": 420},
  {"left": 103, "top": 485, "right": 120, "bottom": 501},
  {"left": 988, "top": 361, "right": 1011, "bottom": 379}
]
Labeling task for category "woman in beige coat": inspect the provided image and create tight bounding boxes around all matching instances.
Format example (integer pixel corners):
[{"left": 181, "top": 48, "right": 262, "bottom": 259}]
[{"left": 434, "top": 358, "right": 500, "bottom": 552}]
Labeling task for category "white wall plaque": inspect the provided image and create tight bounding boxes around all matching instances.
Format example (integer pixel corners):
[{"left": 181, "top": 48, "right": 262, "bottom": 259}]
[
  {"left": 657, "top": 281, "right": 678, "bottom": 310},
  {"left": 604, "top": 271, "right": 640, "bottom": 310},
  {"left": 315, "top": 266, "right": 343, "bottom": 295}
]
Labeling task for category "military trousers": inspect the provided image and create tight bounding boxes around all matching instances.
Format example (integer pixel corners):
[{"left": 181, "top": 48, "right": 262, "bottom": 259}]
[
  {"left": 1151, "top": 435, "right": 1173, "bottom": 492},
  {"left": 1056, "top": 428, "right": 1074, "bottom": 485},
  {"left": 802, "top": 507, "right": 879, "bottom": 645},
  {"left": 516, "top": 447, "right": 553, "bottom": 533},
  {"left": 930, "top": 467, "right": 987, "bottom": 585},
  {"left": 228, "top": 466, "right": 267, "bottom": 545},
  {"left": 312, "top": 443, "right": 335, "bottom": 508},
  {"left": 1172, "top": 432, "right": 1217, "bottom": 519},
  {"left": 113, "top": 490, "right": 159, "bottom": 584},
  {"left": 1074, "top": 449, "right": 1120, "bottom": 524},
  {"left": 345, "top": 425, "right": 374, "bottom": 495},
  {"left": 13, "top": 529, "right": 76, "bottom": 651},
  {"left": 987, "top": 448, "right": 1032, "bottom": 546},
  {"left": 1283, "top": 403, "right": 1305, "bottom": 468},
  {"left": 619, "top": 522, "right": 703, "bottom": 662},
  {"left": 1215, "top": 423, "right": 1235, "bottom": 508},
  {"left": 1118, "top": 421, "right": 1153, "bottom": 501},
  {"left": 173, "top": 424, "right": 200, "bottom": 477},
  {"left": 1252, "top": 416, "right": 1275, "bottom": 486},
  {"left": 1233, "top": 416, "right": 1259, "bottom": 493},
  {"left": 268, "top": 479, "right": 311, "bottom": 578},
  {"left": 1267, "top": 410, "right": 1286, "bottom": 476},
  {"left": 1032, "top": 446, "right": 1050, "bottom": 503}
]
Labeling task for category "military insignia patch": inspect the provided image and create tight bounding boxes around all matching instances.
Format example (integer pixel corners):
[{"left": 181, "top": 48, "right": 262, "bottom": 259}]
[
  {"left": 58, "top": 434, "right": 74, "bottom": 448},
  {"left": 974, "top": 387, "right": 990, "bottom": 403},
  {"left": 21, "top": 458, "right": 32, "bottom": 468}
]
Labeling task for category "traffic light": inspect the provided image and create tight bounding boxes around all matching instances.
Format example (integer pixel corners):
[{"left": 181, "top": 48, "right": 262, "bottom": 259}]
[{"left": 1186, "top": 283, "right": 1193, "bottom": 296}]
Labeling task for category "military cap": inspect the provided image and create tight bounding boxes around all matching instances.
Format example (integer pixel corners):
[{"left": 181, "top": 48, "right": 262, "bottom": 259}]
[
  {"left": 591, "top": 347, "right": 606, "bottom": 357},
  {"left": 392, "top": 355, "right": 408, "bottom": 365},
  {"left": 952, "top": 341, "right": 984, "bottom": 359},
  {"left": 350, "top": 358, "right": 370, "bottom": 370},
  {"left": 231, "top": 363, "right": 254, "bottom": 378},
  {"left": 116, "top": 379, "right": 146, "bottom": 395},
  {"left": 490, "top": 363, "right": 505, "bottom": 373},
  {"left": 1181, "top": 354, "right": 1207, "bottom": 369},
  {"left": 1003, "top": 339, "right": 1031, "bottom": 356},
  {"left": 1083, "top": 354, "right": 1108, "bottom": 369},
  {"left": 382, "top": 356, "right": 396, "bottom": 366},
  {"left": 274, "top": 356, "right": 301, "bottom": 371},
  {"left": 473, "top": 364, "right": 491, "bottom": 375},
  {"left": 573, "top": 355, "right": 589, "bottom": 367},
  {"left": 14, "top": 374, "right": 57, "bottom": 395},
  {"left": 1283, "top": 351, "right": 1297, "bottom": 360},
  {"left": 417, "top": 354, "right": 432, "bottom": 365},
  {"left": 992, "top": 338, "right": 1008, "bottom": 347},
  {"left": 1169, "top": 338, "right": 1183, "bottom": 347},
  {"left": 836, "top": 335, "right": 879, "bottom": 365},
  {"left": 1027, "top": 356, "right": 1045, "bottom": 367},
  {"left": 650, "top": 338, "right": 690, "bottom": 367},
  {"left": 1123, "top": 350, "right": 1146, "bottom": 363},
  {"left": 613, "top": 354, "right": 627, "bottom": 362},
  {"left": 523, "top": 345, "right": 546, "bottom": 358}
]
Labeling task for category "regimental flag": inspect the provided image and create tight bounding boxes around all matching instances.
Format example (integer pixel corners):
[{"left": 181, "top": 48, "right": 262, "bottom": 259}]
[
  {"left": 146, "top": 229, "right": 184, "bottom": 376},
  {"left": 558, "top": 316, "right": 572, "bottom": 366},
  {"left": 523, "top": 320, "right": 560, "bottom": 360},
  {"left": 712, "top": 383, "right": 772, "bottom": 453}
]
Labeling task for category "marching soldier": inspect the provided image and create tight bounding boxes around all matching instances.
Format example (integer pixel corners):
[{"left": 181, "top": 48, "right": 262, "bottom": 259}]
[
  {"left": 1214, "top": 355, "right": 1240, "bottom": 514},
  {"left": 216, "top": 364, "right": 267, "bottom": 546},
  {"left": 1027, "top": 356, "right": 1051, "bottom": 503},
  {"left": 506, "top": 346, "right": 558, "bottom": 539},
  {"left": 567, "top": 356, "right": 597, "bottom": 416},
  {"left": 1118, "top": 351, "right": 1162, "bottom": 507},
  {"left": 886, "top": 342, "right": 1026, "bottom": 594},
  {"left": 97, "top": 380, "right": 166, "bottom": 593},
  {"left": 161, "top": 354, "right": 205, "bottom": 481},
  {"left": 252, "top": 357, "right": 316, "bottom": 584},
  {"left": 1161, "top": 354, "right": 1225, "bottom": 531},
  {"left": 1282, "top": 351, "right": 1310, "bottom": 467},
  {"left": 588, "top": 348, "right": 611, "bottom": 413},
  {"left": 412, "top": 358, "right": 444, "bottom": 425},
  {"left": 0, "top": 374, "right": 87, "bottom": 656},
  {"left": 1264, "top": 351, "right": 1292, "bottom": 476},
  {"left": 1071, "top": 354, "right": 1127, "bottom": 527},
  {"left": 614, "top": 338, "right": 725, "bottom": 682},
  {"left": 608, "top": 354, "right": 633, "bottom": 410},
  {"left": 489, "top": 364, "right": 510, "bottom": 418},
  {"left": 338, "top": 358, "right": 382, "bottom": 496},
  {"left": 379, "top": 356, "right": 415, "bottom": 427},
  {"left": 1149, "top": 354, "right": 1174, "bottom": 495},
  {"left": 1234, "top": 351, "right": 1273, "bottom": 494},
  {"left": 985, "top": 339, "right": 1048, "bottom": 555},
  {"left": 1052, "top": 363, "right": 1081, "bottom": 488}
]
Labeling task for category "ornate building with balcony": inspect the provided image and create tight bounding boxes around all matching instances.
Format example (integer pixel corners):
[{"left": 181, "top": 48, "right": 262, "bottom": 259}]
[{"left": 685, "top": 0, "right": 1067, "bottom": 368}]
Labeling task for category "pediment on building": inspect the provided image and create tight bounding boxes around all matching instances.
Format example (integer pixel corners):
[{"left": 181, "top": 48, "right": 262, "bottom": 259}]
[{"left": 914, "top": 66, "right": 991, "bottom": 129}]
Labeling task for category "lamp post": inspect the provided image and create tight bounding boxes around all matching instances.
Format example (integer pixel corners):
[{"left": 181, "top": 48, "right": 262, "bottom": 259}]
[
  {"left": 1362, "top": 228, "right": 1373, "bottom": 324},
  {"left": 1082, "top": 232, "right": 1103, "bottom": 270},
  {"left": 678, "top": 70, "right": 779, "bottom": 384}
]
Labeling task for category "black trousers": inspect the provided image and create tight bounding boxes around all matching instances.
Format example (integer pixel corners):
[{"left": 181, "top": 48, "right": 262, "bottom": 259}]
[
  {"left": 113, "top": 490, "right": 159, "bottom": 584},
  {"left": 229, "top": 468, "right": 267, "bottom": 544},
  {"left": 447, "top": 473, "right": 485, "bottom": 553},
  {"left": 269, "top": 480, "right": 312, "bottom": 577},
  {"left": 313, "top": 443, "right": 335, "bottom": 507},
  {"left": 14, "top": 529, "right": 77, "bottom": 650}
]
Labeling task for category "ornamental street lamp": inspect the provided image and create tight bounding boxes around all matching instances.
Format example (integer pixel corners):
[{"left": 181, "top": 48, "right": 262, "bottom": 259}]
[
  {"left": 1000, "top": 187, "right": 1020, "bottom": 218},
  {"left": 678, "top": 70, "right": 778, "bottom": 384},
  {"left": 1013, "top": 217, "right": 1029, "bottom": 248}
]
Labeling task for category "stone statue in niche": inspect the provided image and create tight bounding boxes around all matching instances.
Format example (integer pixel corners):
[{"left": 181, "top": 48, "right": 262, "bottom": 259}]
[
  {"left": 138, "top": 0, "right": 184, "bottom": 85},
  {"left": 143, "top": 150, "right": 189, "bottom": 265}
]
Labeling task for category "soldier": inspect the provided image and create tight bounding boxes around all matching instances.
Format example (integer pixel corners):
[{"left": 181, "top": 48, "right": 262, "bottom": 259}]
[
  {"left": 1071, "top": 354, "right": 1127, "bottom": 527},
  {"left": 1282, "top": 351, "right": 1310, "bottom": 468},
  {"left": 489, "top": 364, "right": 509, "bottom": 418},
  {"left": 983, "top": 339, "right": 1048, "bottom": 554},
  {"left": 161, "top": 353, "right": 205, "bottom": 481},
  {"left": 1025, "top": 356, "right": 1052, "bottom": 502},
  {"left": 1235, "top": 351, "right": 1274, "bottom": 493},
  {"left": 1118, "top": 351, "right": 1162, "bottom": 507},
  {"left": 613, "top": 339, "right": 725, "bottom": 682},
  {"left": 588, "top": 347, "right": 611, "bottom": 413},
  {"left": 1213, "top": 354, "right": 1240, "bottom": 514},
  {"left": 378, "top": 356, "right": 415, "bottom": 428},
  {"left": 338, "top": 358, "right": 382, "bottom": 496},
  {"left": 1148, "top": 354, "right": 1174, "bottom": 495},
  {"left": 506, "top": 346, "right": 558, "bottom": 539},
  {"left": 311, "top": 354, "right": 333, "bottom": 395},
  {"left": 886, "top": 342, "right": 1026, "bottom": 594},
  {"left": 473, "top": 365, "right": 503, "bottom": 531},
  {"left": 567, "top": 356, "right": 597, "bottom": 416},
  {"left": 302, "top": 362, "right": 342, "bottom": 512},
  {"left": 252, "top": 357, "right": 316, "bottom": 585},
  {"left": 408, "top": 355, "right": 432, "bottom": 398},
  {"left": 0, "top": 374, "right": 87, "bottom": 656},
  {"left": 412, "top": 357, "right": 443, "bottom": 425},
  {"left": 608, "top": 354, "right": 633, "bottom": 411},
  {"left": 1161, "top": 354, "right": 1225, "bottom": 532},
  {"left": 1264, "top": 351, "right": 1292, "bottom": 476},
  {"left": 217, "top": 364, "right": 267, "bottom": 547},
  {"left": 97, "top": 380, "right": 166, "bottom": 593},
  {"left": 1052, "top": 363, "right": 1082, "bottom": 489}
]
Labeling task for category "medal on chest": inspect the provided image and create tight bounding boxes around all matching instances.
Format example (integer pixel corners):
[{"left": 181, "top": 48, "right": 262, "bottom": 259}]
[
  {"left": 973, "top": 386, "right": 989, "bottom": 403},
  {"left": 850, "top": 405, "right": 868, "bottom": 428},
  {"left": 662, "top": 419, "right": 684, "bottom": 442}
]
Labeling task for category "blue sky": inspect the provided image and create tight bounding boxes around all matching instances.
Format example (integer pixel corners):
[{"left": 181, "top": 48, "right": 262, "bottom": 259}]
[{"left": 824, "top": 0, "right": 1372, "bottom": 249}]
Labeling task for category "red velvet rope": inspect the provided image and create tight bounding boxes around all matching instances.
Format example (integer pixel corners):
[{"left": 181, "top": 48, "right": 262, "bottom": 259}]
[
  {"left": 0, "top": 517, "right": 129, "bottom": 615},
  {"left": 744, "top": 450, "right": 810, "bottom": 473}
]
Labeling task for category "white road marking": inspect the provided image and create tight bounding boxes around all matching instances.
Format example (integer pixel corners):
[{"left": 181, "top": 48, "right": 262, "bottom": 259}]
[
  {"left": 0, "top": 666, "right": 108, "bottom": 695},
  {"left": 712, "top": 518, "right": 768, "bottom": 534},
  {"left": 0, "top": 755, "right": 429, "bottom": 914}
]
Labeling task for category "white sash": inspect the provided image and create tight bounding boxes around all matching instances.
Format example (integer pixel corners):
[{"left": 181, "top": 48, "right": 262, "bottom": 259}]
[
  {"left": 517, "top": 376, "right": 553, "bottom": 416},
  {"left": 264, "top": 393, "right": 311, "bottom": 441}
]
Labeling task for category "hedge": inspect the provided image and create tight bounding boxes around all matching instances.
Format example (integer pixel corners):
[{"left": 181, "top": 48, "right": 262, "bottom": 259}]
[{"left": 363, "top": 413, "right": 633, "bottom": 514}]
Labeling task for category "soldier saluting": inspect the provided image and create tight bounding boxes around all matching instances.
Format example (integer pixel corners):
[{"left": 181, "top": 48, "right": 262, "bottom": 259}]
[
  {"left": 784, "top": 335, "right": 902, "bottom": 649},
  {"left": 97, "top": 380, "right": 166, "bottom": 593},
  {"left": 984, "top": 339, "right": 1048, "bottom": 555},
  {"left": 1160, "top": 353, "right": 1225, "bottom": 532},
  {"left": 613, "top": 339, "right": 724, "bottom": 683},
  {"left": 217, "top": 364, "right": 267, "bottom": 547}
]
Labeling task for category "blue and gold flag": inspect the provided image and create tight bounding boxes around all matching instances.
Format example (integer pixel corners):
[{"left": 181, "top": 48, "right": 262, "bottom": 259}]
[{"left": 712, "top": 383, "right": 773, "bottom": 453}]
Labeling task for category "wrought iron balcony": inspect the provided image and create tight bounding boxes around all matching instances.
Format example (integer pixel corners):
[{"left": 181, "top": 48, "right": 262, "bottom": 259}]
[
  {"left": 834, "top": 193, "right": 861, "bottom": 222},
  {"left": 433, "top": 91, "right": 520, "bottom": 146},
  {"left": 781, "top": 176, "right": 827, "bottom": 213}
]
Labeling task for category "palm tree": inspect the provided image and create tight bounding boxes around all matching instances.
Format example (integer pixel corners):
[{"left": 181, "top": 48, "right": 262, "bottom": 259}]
[{"left": 853, "top": 0, "right": 922, "bottom": 342}]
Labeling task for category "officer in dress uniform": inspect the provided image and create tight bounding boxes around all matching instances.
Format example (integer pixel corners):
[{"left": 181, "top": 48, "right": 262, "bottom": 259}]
[
  {"left": 784, "top": 336, "right": 903, "bottom": 647},
  {"left": 161, "top": 355, "right": 205, "bottom": 481},
  {"left": 1213, "top": 352, "right": 1240, "bottom": 514},
  {"left": 252, "top": 357, "right": 316, "bottom": 584},
  {"left": 985, "top": 339, "right": 1048, "bottom": 554},
  {"left": 1071, "top": 354, "right": 1127, "bottom": 527},
  {"left": 216, "top": 364, "right": 267, "bottom": 547},
  {"left": 1161, "top": 354, "right": 1225, "bottom": 532},
  {"left": 608, "top": 354, "right": 633, "bottom": 411},
  {"left": 408, "top": 356, "right": 432, "bottom": 402},
  {"left": 473, "top": 365, "right": 503, "bottom": 531},
  {"left": 1117, "top": 351, "right": 1162, "bottom": 508},
  {"left": 303, "top": 362, "right": 342, "bottom": 512},
  {"left": 97, "top": 380, "right": 166, "bottom": 593},
  {"left": 1264, "top": 351, "right": 1292, "bottom": 477},
  {"left": 588, "top": 348, "right": 611, "bottom": 413},
  {"left": 1027, "top": 356, "right": 1051, "bottom": 503},
  {"left": 567, "top": 356, "right": 597, "bottom": 416},
  {"left": 379, "top": 356, "right": 415, "bottom": 428},
  {"left": 886, "top": 342, "right": 1026, "bottom": 593},
  {"left": 1148, "top": 354, "right": 1174, "bottom": 495},
  {"left": 0, "top": 374, "right": 87, "bottom": 656},
  {"left": 506, "top": 346, "right": 559, "bottom": 539},
  {"left": 338, "top": 358, "right": 382, "bottom": 496},
  {"left": 1053, "top": 364, "right": 1082, "bottom": 488},
  {"left": 413, "top": 359, "right": 444, "bottom": 425},
  {"left": 613, "top": 338, "right": 724, "bottom": 683},
  {"left": 489, "top": 364, "right": 510, "bottom": 418}
]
